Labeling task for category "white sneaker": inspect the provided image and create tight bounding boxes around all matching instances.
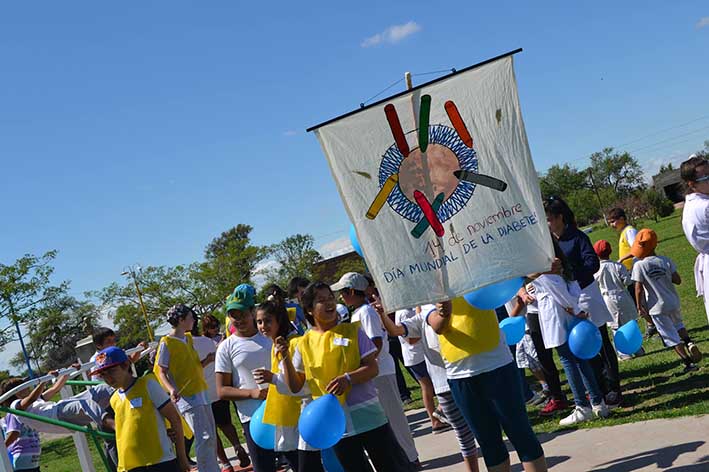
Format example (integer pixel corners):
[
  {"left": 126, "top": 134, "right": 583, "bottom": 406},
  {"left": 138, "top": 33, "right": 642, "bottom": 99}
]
[
  {"left": 559, "top": 406, "right": 593, "bottom": 426},
  {"left": 687, "top": 342, "right": 702, "bottom": 364},
  {"left": 592, "top": 401, "right": 610, "bottom": 418}
]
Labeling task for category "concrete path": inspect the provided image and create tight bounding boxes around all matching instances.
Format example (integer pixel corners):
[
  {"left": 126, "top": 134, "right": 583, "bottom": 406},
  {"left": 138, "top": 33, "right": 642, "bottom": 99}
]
[
  {"left": 408, "top": 409, "right": 709, "bottom": 471},
  {"left": 225, "top": 410, "right": 709, "bottom": 471}
]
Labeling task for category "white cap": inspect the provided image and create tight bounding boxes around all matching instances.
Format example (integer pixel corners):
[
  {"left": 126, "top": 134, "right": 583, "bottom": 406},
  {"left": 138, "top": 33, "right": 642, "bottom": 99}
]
[{"left": 330, "top": 272, "right": 369, "bottom": 292}]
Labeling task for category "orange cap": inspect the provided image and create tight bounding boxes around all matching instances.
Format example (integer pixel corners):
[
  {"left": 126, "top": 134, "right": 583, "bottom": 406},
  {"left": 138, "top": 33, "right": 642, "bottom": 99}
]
[{"left": 630, "top": 229, "right": 658, "bottom": 259}]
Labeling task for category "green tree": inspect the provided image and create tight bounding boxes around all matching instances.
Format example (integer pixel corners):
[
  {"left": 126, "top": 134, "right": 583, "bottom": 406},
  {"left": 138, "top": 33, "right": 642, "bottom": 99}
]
[
  {"left": 642, "top": 188, "right": 675, "bottom": 222},
  {"left": 589, "top": 147, "right": 644, "bottom": 195},
  {"left": 198, "top": 224, "right": 266, "bottom": 304},
  {"left": 0, "top": 252, "right": 68, "bottom": 374},
  {"left": 22, "top": 296, "right": 100, "bottom": 371},
  {"left": 111, "top": 304, "right": 159, "bottom": 348},
  {"left": 263, "top": 234, "right": 323, "bottom": 289},
  {"left": 658, "top": 163, "right": 675, "bottom": 174},
  {"left": 539, "top": 164, "right": 587, "bottom": 199}
]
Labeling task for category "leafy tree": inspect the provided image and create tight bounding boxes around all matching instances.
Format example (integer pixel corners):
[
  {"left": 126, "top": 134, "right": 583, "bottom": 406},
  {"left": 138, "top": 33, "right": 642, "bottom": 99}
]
[
  {"left": 696, "top": 140, "right": 709, "bottom": 159},
  {"left": 539, "top": 164, "right": 587, "bottom": 199},
  {"left": 641, "top": 188, "right": 675, "bottom": 222},
  {"left": 198, "top": 224, "right": 266, "bottom": 304},
  {"left": 20, "top": 296, "right": 100, "bottom": 371},
  {"left": 111, "top": 304, "right": 159, "bottom": 348},
  {"left": 658, "top": 163, "right": 675, "bottom": 174},
  {"left": 589, "top": 147, "right": 644, "bottom": 195},
  {"left": 0, "top": 252, "right": 68, "bottom": 374},
  {"left": 263, "top": 234, "right": 323, "bottom": 289}
]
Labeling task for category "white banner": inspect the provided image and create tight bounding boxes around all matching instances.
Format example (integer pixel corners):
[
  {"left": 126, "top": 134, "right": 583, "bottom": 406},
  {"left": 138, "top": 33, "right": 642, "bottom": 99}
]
[{"left": 314, "top": 55, "right": 554, "bottom": 311}]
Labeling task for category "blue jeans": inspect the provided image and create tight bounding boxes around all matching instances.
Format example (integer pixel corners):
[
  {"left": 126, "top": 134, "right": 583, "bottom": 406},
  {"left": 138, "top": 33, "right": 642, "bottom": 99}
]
[
  {"left": 555, "top": 342, "right": 603, "bottom": 407},
  {"left": 449, "top": 362, "right": 544, "bottom": 467}
]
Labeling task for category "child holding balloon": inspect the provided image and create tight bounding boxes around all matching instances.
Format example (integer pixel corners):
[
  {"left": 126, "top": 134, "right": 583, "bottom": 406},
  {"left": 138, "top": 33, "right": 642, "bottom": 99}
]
[
  {"left": 530, "top": 240, "right": 609, "bottom": 426},
  {"left": 252, "top": 301, "right": 324, "bottom": 472},
  {"left": 278, "top": 281, "right": 411, "bottom": 471}
]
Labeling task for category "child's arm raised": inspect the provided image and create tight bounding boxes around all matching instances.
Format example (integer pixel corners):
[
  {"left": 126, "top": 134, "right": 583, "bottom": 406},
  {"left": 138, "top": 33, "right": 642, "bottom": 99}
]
[
  {"left": 16, "top": 381, "right": 47, "bottom": 411},
  {"left": 378, "top": 309, "right": 405, "bottom": 337},
  {"left": 275, "top": 336, "right": 306, "bottom": 394},
  {"left": 41, "top": 373, "right": 70, "bottom": 401},
  {"left": 428, "top": 301, "right": 452, "bottom": 335},
  {"left": 158, "top": 401, "right": 191, "bottom": 472}
]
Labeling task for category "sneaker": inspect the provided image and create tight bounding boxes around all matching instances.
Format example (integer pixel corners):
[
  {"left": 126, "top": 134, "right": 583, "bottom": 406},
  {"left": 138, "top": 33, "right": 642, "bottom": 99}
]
[
  {"left": 220, "top": 464, "right": 235, "bottom": 472},
  {"left": 540, "top": 398, "right": 570, "bottom": 416},
  {"left": 633, "top": 346, "right": 646, "bottom": 357},
  {"left": 402, "top": 396, "right": 414, "bottom": 406},
  {"left": 432, "top": 423, "right": 452, "bottom": 434},
  {"left": 432, "top": 409, "right": 449, "bottom": 424},
  {"left": 617, "top": 352, "right": 633, "bottom": 361},
  {"left": 236, "top": 446, "right": 251, "bottom": 468},
  {"left": 645, "top": 324, "right": 658, "bottom": 339},
  {"left": 526, "top": 391, "right": 546, "bottom": 406},
  {"left": 682, "top": 363, "right": 699, "bottom": 373},
  {"left": 559, "top": 406, "right": 593, "bottom": 426},
  {"left": 687, "top": 342, "right": 702, "bottom": 364},
  {"left": 592, "top": 401, "right": 610, "bottom": 418},
  {"left": 605, "top": 391, "right": 622, "bottom": 409}
]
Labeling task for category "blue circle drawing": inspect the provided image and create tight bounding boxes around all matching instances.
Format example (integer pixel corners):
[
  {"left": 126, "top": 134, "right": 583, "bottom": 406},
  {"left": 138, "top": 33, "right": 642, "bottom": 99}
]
[{"left": 378, "top": 124, "right": 478, "bottom": 223}]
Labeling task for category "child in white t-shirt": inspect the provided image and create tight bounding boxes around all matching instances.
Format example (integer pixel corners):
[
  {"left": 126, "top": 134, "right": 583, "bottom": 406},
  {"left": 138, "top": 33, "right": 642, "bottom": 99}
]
[{"left": 630, "top": 229, "right": 702, "bottom": 373}]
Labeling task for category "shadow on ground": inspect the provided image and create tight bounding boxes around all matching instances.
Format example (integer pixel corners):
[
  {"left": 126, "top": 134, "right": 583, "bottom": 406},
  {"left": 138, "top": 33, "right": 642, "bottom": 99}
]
[{"left": 588, "top": 441, "right": 705, "bottom": 471}]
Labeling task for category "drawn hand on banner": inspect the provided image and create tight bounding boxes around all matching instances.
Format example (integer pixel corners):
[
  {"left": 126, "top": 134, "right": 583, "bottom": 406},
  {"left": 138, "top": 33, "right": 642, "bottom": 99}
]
[{"left": 366, "top": 95, "right": 508, "bottom": 239}]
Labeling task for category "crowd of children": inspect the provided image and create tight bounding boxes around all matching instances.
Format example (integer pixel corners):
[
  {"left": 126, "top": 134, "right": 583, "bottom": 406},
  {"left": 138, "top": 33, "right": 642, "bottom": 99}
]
[{"left": 2, "top": 157, "right": 708, "bottom": 472}]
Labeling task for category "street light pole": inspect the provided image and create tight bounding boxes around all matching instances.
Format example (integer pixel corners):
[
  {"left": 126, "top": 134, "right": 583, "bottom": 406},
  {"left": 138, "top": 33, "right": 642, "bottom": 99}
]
[{"left": 121, "top": 266, "right": 154, "bottom": 342}]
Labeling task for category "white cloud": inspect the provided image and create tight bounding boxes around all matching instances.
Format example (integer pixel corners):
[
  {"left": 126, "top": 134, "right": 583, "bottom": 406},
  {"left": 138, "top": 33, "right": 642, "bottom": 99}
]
[
  {"left": 697, "top": 17, "right": 709, "bottom": 29},
  {"left": 283, "top": 130, "right": 298, "bottom": 137},
  {"left": 361, "top": 21, "right": 421, "bottom": 48}
]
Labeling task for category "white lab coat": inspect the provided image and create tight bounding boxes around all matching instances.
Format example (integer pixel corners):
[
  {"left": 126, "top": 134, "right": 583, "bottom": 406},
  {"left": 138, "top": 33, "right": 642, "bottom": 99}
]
[
  {"left": 594, "top": 259, "right": 638, "bottom": 329},
  {"left": 682, "top": 192, "right": 709, "bottom": 324},
  {"left": 533, "top": 274, "right": 581, "bottom": 349},
  {"left": 578, "top": 279, "right": 615, "bottom": 327}
]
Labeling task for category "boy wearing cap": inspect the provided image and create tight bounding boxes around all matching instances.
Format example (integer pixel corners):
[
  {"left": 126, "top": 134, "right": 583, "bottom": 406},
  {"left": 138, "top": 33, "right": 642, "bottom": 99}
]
[
  {"left": 593, "top": 240, "right": 639, "bottom": 359},
  {"left": 215, "top": 284, "right": 274, "bottom": 472},
  {"left": 332, "top": 272, "right": 420, "bottom": 468},
  {"left": 680, "top": 154, "right": 709, "bottom": 325},
  {"left": 93, "top": 346, "right": 191, "bottom": 472},
  {"left": 630, "top": 229, "right": 702, "bottom": 373}
]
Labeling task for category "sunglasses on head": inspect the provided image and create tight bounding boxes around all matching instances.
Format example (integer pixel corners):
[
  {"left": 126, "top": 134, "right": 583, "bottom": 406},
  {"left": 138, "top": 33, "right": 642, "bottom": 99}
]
[{"left": 695, "top": 175, "right": 709, "bottom": 183}]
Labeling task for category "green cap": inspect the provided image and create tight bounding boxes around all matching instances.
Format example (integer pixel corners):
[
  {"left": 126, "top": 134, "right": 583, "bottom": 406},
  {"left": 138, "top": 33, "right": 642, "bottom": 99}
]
[{"left": 226, "top": 283, "right": 256, "bottom": 311}]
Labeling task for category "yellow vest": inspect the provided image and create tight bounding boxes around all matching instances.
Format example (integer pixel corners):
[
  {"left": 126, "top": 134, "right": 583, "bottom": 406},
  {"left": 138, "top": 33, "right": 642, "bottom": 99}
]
[
  {"left": 437, "top": 298, "right": 500, "bottom": 363},
  {"left": 297, "top": 322, "right": 361, "bottom": 404},
  {"left": 153, "top": 333, "right": 208, "bottom": 397},
  {"left": 263, "top": 334, "right": 302, "bottom": 427},
  {"left": 619, "top": 225, "right": 636, "bottom": 270},
  {"left": 110, "top": 375, "right": 170, "bottom": 471}
]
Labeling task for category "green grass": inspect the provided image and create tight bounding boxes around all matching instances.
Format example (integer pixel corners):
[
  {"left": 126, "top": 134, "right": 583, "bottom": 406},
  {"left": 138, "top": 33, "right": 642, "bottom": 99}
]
[{"left": 34, "top": 210, "right": 709, "bottom": 468}]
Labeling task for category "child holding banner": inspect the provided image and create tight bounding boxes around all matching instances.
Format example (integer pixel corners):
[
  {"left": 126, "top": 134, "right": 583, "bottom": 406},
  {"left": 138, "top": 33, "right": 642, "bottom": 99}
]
[
  {"left": 278, "top": 281, "right": 411, "bottom": 471},
  {"left": 252, "top": 300, "right": 324, "bottom": 472},
  {"left": 426, "top": 297, "right": 547, "bottom": 472}
]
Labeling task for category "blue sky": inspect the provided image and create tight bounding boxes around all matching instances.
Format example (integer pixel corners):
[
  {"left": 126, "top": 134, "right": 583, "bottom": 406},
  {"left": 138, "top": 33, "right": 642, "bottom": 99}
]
[{"left": 1, "top": 2, "right": 707, "bottom": 370}]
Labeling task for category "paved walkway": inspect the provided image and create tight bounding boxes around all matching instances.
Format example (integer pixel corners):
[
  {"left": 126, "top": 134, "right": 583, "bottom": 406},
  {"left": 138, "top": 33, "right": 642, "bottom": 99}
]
[
  {"left": 225, "top": 410, "right": 709, "bottom": 471},
  {"left": 408, "top": 410, "right": 709, "bottom": 471}
]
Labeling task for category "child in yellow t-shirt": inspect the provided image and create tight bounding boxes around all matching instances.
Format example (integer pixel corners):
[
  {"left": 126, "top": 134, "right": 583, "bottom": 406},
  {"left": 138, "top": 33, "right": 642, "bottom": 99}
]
[
  {"left": 154, "top": 305, "right": 219, "bottom": 472},
  {"left": 92, "top": 346, "right": 190, "bottom": 472}
]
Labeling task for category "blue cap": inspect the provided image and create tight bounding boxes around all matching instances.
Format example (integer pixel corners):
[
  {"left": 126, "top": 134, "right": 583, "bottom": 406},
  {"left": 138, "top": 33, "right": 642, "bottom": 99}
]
[{"left": 90, "top": 346, "right": 128, "bottom": 375}]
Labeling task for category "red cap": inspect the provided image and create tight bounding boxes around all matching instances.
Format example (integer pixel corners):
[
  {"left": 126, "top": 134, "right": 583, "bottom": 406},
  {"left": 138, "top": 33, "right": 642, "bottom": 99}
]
[{"left": 593, "top": 240, "right": 612, "bottom": 258}]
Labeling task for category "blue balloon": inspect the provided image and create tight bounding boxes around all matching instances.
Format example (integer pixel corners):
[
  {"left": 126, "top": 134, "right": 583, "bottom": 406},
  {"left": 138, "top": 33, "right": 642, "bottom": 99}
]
[
  {"left": 299, "top": 393, "right": 346, "bottom": 449},
  {"left": 614, "top": 319, "right": 643, "bottom": 355},
  {"left": 321, "top": 447, "right": 344, "bottom": 472},
  {"left": 568, "top": 319, "right": 602, "bottom": 360},
  {"left": 249, "top": 401, "right": 275, "bottom": 450},
  {"left": 349, "top": 224, "right": 363, "bottom": 258},
  {"left": 463, "top": 277, "right": 524, "bottom": 310},
  {"left": 499, "top": 316, "right": 526, "bottom": 345}
]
